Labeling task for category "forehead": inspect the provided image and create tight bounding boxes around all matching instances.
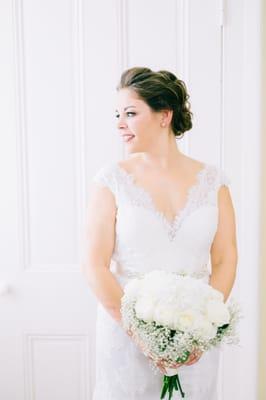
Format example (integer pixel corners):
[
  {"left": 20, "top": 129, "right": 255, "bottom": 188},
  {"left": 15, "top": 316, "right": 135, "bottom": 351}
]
[{"left": 115, "top": 88, "right": 145, "bottom": 111}]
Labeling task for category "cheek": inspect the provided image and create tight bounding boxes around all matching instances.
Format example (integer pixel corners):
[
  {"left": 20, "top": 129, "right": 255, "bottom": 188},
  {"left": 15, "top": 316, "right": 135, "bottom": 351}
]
[
  {"left": 128, "top": 117, "right": 145, "bottom": 133},
  {"left": 134, "top": 114, "right": 154, "bottom": 129},
  {"left": 129, "top": 113, "right": 157, "bottom": 140}
]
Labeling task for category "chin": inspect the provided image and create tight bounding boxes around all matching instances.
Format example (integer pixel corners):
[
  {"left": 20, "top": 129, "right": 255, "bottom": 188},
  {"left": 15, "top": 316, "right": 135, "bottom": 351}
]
[
  {"left": 126, "top": 148, "right": 137, "bottom": 154},
  {"left": 125, "top": 143, "right": 138, "bottom": 152}
]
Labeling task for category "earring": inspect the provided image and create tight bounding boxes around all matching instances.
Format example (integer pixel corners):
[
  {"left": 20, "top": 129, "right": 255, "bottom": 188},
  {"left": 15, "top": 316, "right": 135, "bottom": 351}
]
[{"left": 161, "top": 122, "right": 166, "bottom": 127}]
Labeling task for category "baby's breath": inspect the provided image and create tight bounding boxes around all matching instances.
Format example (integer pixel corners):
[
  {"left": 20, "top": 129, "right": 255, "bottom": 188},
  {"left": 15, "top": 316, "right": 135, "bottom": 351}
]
[{"left": 120, "top": 274, "right": 242, "bottom": 373}]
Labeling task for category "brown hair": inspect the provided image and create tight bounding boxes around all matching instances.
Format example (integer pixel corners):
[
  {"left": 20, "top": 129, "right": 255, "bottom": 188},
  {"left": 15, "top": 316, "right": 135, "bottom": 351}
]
[{"left": 116, "top": 67, "right": 193, "bottom": 139}]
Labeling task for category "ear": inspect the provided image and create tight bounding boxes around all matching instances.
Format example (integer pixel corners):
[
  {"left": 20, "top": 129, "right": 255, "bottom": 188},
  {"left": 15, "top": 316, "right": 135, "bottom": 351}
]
[{"left": 161, "top": 109, "right": 173, "bottom": 125}]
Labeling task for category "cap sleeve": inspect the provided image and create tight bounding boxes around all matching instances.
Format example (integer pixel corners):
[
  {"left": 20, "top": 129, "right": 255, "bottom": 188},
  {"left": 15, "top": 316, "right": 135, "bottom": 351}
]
[{"left": 92, "top": 163, "right": 117, "bottom": 195}]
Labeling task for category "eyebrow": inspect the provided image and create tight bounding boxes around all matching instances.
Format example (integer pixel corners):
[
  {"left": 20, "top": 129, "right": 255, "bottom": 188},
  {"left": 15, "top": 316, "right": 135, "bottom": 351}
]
[{"left": 115, "top": 106, "right": 136, "bottom": 112}]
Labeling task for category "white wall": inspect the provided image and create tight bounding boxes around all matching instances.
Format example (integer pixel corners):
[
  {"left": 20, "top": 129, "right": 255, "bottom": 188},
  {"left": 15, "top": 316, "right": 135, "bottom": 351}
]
[{"left": 259, "top": 0, "right": 266, "bottom": 398}]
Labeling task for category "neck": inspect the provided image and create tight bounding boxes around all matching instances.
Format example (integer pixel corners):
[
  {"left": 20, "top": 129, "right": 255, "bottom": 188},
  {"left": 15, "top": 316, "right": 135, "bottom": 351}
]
[{"left": 128, "top": 132, "right": 185, "bottom": 169}]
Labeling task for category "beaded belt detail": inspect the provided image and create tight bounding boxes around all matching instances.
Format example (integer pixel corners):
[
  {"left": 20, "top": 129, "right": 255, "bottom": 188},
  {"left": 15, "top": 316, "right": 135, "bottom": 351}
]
[{"left": 112, "top": 263, "right": 210, "bottom": 280}]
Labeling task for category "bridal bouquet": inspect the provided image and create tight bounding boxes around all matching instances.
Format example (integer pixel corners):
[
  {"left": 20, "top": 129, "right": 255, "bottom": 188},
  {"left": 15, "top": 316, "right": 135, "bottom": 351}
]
[{"left": 120, "top": 270, "right": 241, "bottom": 400}]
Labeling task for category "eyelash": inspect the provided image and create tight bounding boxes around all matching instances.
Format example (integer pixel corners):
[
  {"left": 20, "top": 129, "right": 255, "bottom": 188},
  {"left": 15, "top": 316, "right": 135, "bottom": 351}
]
[{"left": 115, "top": 112, "right": 136, "bottom": 118}]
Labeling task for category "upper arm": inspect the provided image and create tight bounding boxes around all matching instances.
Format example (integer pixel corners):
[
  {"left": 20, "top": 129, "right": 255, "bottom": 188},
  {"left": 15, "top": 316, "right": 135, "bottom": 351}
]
[
  {"left": 82, "top": 182, "right": 117, "bottom": 273},
  {"left": 210, "top": 184, "right": 238, "bottom": 268}
]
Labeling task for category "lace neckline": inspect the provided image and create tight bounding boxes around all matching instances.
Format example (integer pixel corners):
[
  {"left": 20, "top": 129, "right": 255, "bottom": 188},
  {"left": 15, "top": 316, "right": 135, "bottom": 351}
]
[{"left": 114, "top": 162, "right": 209, "bottom": 230}]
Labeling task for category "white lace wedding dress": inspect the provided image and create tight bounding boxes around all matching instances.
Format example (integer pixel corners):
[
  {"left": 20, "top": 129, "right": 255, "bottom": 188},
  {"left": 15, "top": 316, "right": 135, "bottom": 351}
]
[{"left": 91, "top": 160, "right": 230, "bottom": 400}]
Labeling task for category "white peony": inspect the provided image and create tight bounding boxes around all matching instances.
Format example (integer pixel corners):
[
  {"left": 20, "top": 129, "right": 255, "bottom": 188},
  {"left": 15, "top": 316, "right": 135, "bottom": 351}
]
[
  {"left": 174, "top": 309, "right": 198, "bottom": 332},
  {"left": 193, "top": 315, "right": 217, "bottom": 340},
  {"left": 134, "top": 295, "right": 157, "bottom": 322},
  {"left": 153, "top": 303, "right": 178, "bottom": 329},
  {"left": 124, "top": 271, "right": 231, "bottom": 340},
  {"left": 206, "top": 299, "right": 230, "bottom": 326}
]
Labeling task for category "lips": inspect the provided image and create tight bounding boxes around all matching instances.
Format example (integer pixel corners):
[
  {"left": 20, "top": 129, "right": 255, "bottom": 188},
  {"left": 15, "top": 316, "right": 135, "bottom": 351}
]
[{"left": 122, "top": 134, "right": 135, "bottom": 143}]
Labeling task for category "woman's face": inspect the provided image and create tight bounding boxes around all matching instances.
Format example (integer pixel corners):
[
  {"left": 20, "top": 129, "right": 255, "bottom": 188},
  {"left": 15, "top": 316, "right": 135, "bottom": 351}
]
[{"left": 115, "top": 88, "right": 163, "bottom": 152}]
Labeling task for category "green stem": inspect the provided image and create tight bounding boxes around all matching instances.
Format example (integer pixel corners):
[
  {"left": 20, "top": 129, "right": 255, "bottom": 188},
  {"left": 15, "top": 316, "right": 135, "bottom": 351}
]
[
  {"left": 176, "top": 374, "right": 185, "bottom": 398},
  {"left": 161, "top": 374, "right": 186, "bottom": 399},
  {"left": 160, "top": 377, "right": 169, "bottom": 399},
  {"left": 167, "top": 379, "right": 172, "bottom": 400}
]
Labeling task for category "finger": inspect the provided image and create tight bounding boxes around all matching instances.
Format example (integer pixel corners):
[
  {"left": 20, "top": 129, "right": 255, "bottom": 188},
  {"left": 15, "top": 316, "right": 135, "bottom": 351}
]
[
  {"left": 184, "top": 361, "right": 194, "bottom": 366},
  {"left": 184, "top": 354, "right": 197, "bottom": 365},
  {"left": 186, "top": 353, "right": 196, "bottom": 363},
  {"left": 167, "top": 362, "right": 182, "bottom": 368},
  {"left": 159, "top": 365, "right": 167, "bottom": 374},
  {"left": 191, "top": 350, "right": 202, "bottom": 361},
  {"left": 157, "top": 362, "right": 167, "bottom": 374},
  {"left": 185, "top": 358, "right": 197, "bottom": 366},
  {"left": 161, "top": 360, "right": 182, "bottom": 370},
  {"left": 185, "top": 354, "right": 202, "bottom": 366},
  {"left": 192, "top": 349, "right": 203, "bottom": 358}
]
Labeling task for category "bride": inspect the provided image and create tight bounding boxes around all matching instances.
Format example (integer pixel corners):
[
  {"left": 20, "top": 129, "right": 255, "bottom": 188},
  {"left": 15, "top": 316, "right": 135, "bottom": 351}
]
[{"left": 82, "top": 67, "right": 238, "bottom": 399}]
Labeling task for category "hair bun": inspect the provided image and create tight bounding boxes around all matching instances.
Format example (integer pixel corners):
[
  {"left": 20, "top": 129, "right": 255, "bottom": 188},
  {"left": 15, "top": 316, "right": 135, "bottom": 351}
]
[
  {"left": 157, "top": 70, "right": 177, "bottom": 83},
  {"left": 117, "top": 66, "right": 193, "bottom": 138}
]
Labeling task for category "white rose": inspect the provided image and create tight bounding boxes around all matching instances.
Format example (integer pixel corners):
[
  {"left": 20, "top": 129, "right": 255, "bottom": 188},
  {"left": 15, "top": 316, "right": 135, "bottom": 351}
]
[
  {"left": 135, "top": 295, "right": 157, "bottom": 322},
  {"left": 206, "top": 299, "right": 230, "bottom": 326},
  {"left": 193, "top": 315, "right": 217, "bottom": 340},
  {"left": 173, "top": 309, "right": 198, "bottom": 331},
  {"left": 153, "top": 304, "right": 177, "bottom": 328}
]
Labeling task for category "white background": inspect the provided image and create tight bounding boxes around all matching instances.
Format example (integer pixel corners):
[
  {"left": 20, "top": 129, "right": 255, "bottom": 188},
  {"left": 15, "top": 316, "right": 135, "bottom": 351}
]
[{"left": 0, "top": 0, "right": 262, "bottom": 399}]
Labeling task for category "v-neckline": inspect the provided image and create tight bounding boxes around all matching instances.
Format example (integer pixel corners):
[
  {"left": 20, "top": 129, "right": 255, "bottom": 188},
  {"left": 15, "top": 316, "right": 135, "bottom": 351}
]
[{"left": 115, "top": 161, "right": 208, "bottom": 227}]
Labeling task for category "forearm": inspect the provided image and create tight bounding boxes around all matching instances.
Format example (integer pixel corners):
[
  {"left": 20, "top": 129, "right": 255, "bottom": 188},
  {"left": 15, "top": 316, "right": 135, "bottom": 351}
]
[
  {"left": 83, "top": 264, "right": 124, "bottom": 323},
  {"left": 209, "top": 260, "right": 237, "bottom": 303}
]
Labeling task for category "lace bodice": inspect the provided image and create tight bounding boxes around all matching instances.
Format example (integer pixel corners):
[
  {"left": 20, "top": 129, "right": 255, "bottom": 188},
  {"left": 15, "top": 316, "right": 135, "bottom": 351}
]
[{"left": 92, "top": 161, "right": 230, "bottom": 285}]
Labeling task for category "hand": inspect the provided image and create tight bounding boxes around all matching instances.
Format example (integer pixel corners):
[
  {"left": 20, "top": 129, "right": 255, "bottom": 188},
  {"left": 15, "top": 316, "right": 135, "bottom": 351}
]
[
  {"left": 126, "top": 328, "right": 183, "bottom": 374},
  {"left": 155, "top": 349, "right": 204, "bottom": 373},
  {"left": 126, "top": 328, "right": 203, "bottom": 372},
  {"left": 150, "top": 357, "right": 184, "bottom": 375},
  {"left": 182, "top": 349, "right": 203, "bottom": 366}
]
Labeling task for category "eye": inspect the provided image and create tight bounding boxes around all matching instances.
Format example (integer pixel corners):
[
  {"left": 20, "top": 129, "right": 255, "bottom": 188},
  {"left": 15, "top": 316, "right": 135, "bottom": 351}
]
[{"left": 115, "top": 112, "right": 136, "bottom": 119}]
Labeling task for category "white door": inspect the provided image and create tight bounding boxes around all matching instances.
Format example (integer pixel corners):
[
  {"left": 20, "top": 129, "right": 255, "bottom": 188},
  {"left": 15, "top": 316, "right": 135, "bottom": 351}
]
[{"left": 0, "top": 0, "right": 261, "bottom": 399}]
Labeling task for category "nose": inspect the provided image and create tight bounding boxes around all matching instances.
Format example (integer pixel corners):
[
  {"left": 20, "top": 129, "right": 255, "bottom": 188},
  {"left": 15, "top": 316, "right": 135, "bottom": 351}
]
[{"left": 116, "top": 115, "right": 127, "bottom": 130}]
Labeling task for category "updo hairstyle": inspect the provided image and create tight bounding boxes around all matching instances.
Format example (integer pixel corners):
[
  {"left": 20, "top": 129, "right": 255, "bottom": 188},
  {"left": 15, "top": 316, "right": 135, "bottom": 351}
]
[{"left": 116, "top": 67, "right": 193, "bottom": 139}]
